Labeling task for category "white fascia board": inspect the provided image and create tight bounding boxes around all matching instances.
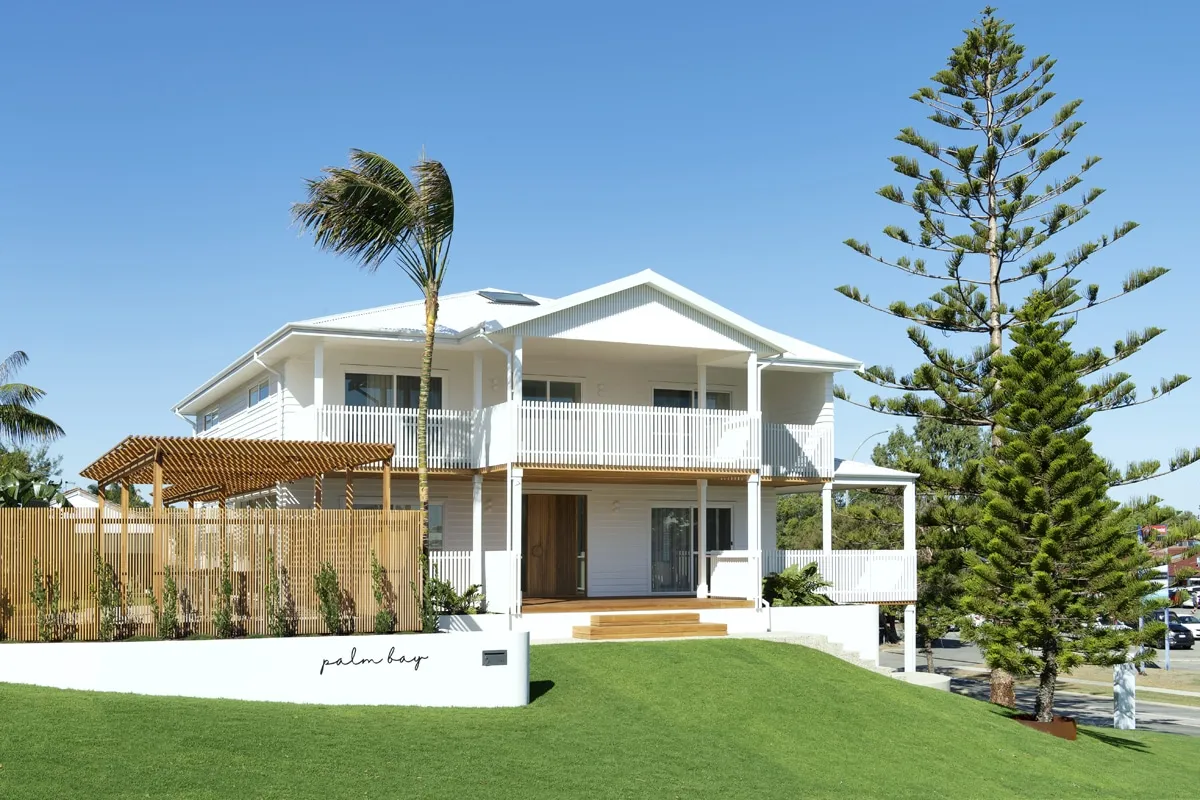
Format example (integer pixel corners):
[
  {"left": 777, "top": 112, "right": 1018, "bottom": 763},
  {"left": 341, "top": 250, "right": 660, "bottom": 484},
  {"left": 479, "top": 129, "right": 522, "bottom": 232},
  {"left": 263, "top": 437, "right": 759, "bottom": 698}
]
[{"left": 769, "top": 356, "right": 864, "bottom": 373}]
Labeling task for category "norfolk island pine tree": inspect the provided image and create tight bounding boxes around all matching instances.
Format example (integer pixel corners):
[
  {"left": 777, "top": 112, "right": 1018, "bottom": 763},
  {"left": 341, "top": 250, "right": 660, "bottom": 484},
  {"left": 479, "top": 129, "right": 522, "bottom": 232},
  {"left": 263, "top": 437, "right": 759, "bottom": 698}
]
[
  {"left": 834, "top": 7, "right": 1199, "bottom": 705},
  {"left": 961, "top": 292, "right": 1161, "bottom": 724}
]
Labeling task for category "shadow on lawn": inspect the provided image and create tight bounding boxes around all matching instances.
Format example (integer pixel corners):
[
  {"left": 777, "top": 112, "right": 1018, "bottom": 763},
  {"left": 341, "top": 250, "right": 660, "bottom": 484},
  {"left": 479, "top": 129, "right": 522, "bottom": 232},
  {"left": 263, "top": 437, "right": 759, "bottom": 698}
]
[
  {"left": 529, "top": 680, "right": 555, "bottom": 703},
  {"left": 1078, "top": 728, "right": 1150, "bottom": 752}
]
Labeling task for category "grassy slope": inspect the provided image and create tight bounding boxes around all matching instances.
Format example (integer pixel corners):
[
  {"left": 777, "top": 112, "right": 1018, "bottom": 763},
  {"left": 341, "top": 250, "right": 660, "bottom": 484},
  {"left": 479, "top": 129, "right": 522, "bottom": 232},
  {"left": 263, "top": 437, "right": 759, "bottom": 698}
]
[{"left": 0, "top": 639, "right": 1191, "bottom": 800}]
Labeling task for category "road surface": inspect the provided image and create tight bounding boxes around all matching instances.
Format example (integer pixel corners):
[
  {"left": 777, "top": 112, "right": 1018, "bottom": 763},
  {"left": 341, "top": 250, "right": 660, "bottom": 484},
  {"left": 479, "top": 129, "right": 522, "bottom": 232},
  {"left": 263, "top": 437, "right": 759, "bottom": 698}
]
[{"left": 879, "top": 633, "right": 1200, "bottom": 736}]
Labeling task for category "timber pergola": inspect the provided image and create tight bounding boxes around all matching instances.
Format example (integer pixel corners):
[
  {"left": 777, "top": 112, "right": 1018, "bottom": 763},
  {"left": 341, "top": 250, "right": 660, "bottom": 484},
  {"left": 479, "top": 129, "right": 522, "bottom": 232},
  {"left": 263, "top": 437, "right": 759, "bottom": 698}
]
[{"left": 80, "top": 436, "right": 396, "bottom": 509}]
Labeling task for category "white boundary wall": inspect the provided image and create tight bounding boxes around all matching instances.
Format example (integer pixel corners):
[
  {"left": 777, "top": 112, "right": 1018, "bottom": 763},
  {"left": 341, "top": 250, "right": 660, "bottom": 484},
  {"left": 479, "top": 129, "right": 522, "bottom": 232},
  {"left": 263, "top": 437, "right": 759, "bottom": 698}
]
[
  {"left": 0, "top": 631, "right": 530, "bottom": 707},
  {"left": 440, "top": 604, "right": 880, "bottom": 664}
]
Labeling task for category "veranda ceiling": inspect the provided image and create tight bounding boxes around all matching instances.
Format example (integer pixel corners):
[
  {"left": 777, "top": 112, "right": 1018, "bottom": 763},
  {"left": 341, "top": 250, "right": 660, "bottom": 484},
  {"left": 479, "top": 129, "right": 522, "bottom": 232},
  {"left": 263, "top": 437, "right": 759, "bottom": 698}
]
[{"left": 80, "top": 436, "right": 394, "bottom": 505}]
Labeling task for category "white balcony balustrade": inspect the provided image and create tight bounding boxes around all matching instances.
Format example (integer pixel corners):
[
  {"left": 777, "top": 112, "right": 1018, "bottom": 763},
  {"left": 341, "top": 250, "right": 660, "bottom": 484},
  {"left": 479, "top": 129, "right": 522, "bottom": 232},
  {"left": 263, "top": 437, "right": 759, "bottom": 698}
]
[
  {"left": 517, "top": 402, "right": 759, "bottom": 470},
  {"left": 762, "top": 422, "right": 833, "bottom": 479},
  {"left": 762, "top": 549, "right": 917, "bottom": 604},
  {"left": 316, "top": 406, "right": 475, "bottom": 469}
]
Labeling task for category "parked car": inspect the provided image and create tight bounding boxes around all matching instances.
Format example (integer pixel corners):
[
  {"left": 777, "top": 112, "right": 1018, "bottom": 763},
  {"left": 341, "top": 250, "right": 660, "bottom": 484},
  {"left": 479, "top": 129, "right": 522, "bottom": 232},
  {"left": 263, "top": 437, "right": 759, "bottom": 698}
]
[
  {"left": 1147, "top": 621, "right": 1195, "bottom": 650},
  {"left": 1156, "top": 610, "right": 1200, "bottom": 640}
]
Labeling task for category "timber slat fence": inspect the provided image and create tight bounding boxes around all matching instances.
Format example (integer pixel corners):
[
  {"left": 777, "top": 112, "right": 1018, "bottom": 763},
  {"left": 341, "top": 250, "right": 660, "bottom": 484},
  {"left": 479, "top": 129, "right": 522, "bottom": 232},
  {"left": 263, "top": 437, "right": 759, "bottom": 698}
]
[{"left": 0, "top": 508, "right": 422, "bottom": 642}]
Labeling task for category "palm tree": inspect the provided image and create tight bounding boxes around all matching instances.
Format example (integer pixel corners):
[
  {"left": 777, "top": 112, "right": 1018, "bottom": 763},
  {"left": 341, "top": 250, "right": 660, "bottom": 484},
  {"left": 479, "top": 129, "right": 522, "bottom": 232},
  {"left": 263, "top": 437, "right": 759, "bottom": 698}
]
[
  {"left": 0, "top": 351, "right": 64, "bottom": 445},
  {"left": 292, "top": 150, "right": 454, "bottom": 564}
]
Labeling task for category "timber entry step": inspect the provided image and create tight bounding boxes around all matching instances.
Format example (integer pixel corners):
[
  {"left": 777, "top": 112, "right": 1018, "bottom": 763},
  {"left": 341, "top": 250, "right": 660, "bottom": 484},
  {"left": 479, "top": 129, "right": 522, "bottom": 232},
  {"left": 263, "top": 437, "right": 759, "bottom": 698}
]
[{"left": 572, "top": 612, "right": 727, "bottom": 641}]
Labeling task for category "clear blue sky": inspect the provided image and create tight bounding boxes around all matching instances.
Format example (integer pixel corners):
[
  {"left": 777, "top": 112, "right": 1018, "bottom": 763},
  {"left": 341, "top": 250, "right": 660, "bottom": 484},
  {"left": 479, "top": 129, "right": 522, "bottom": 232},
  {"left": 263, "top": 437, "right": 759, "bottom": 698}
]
[{"left": 3, "top": 1, "right": 1197, "bottom": 509}]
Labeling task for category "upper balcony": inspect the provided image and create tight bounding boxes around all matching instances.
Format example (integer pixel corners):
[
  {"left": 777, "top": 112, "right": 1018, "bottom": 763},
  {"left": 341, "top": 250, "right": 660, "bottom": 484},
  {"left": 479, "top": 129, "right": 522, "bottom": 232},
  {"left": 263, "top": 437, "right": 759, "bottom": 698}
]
[{"left": 201, "top": 398, "right": 833, "bottom": 478}]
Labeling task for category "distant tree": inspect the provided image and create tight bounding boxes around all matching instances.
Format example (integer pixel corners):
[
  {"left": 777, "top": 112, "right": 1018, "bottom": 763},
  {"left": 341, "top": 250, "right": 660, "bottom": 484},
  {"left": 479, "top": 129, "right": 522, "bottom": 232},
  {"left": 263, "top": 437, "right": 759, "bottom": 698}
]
[
  {"left": 0, "top": 351, "right": 63, "bottom": 446},
  {"left": 962, "top": 294, "right": 1157, "bottom": 723},
  {"left": 0, "top": 444, "right": 62, "bottom": 482},
  {"left": 86, "top": 482, "right": 151, "bottom": 508},
  {"left": 835, "top": 7, "right": 1198, "bottom": 705}
]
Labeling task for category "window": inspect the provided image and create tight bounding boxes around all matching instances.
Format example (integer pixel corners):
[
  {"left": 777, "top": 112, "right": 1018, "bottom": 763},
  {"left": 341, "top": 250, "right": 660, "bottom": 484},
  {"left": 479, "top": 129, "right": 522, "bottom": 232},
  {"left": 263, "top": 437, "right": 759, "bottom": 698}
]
[
  {"left": 248, "top": 380, "right": 270, "bottom": 407},
  {"left": 522, "top": 379, "right": 581, "bottom": 403},
  {"left": 344, "top": 373, "right": 442, "bottom": 409},
  {"left": 345, "top": 373, "right": 394, "bottom": 407},
  {"left": 652, "top": 388, "right": 732, "bottom": 409},
  {"left": 202, "top": 409, "right": 219, "bottom": 431},
  {"left": 397, "top": 375, "right": 442, "bottom": 410},
  {"left": 395, "top": 502, "right": 444, "bottom": 550},
  {"left": 702, "top": 507, "right": 733, "bottom": 551}
]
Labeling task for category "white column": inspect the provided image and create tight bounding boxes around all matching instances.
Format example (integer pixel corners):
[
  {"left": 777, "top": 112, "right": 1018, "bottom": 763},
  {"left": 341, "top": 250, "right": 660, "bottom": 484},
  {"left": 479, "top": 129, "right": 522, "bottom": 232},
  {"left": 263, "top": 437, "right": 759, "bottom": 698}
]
[
  {"left": 313, "top": 341, "right": 324, "bottom": 407},
  {"left": 904, "top": 603, "right": 917, "bottom": 674},
  {"left": 696, "top": 479, "right": 709, "bottom": 599},
  {"left": 508, "top": 467, "right": 524, "bottom": 615},
  {"left": 471, "top": 474, "right": 483, "bottom": 586},
  {"left": 511, "top": 336, "right": 523, "bottom": 461},
  {"left": 902, "top": 481, "right": 916, "bottom": 552},
  {"left": 821, "top": 482, "right": 833, "bottom": 553},
  {"left": 697, "top": 362, "right": 707, "bottom": 408},
  {"left": 747, "top": 473, "right": 761, "bottom": 604},
  {"left": 473, "top": 351, "right": 484, "bottom": 410},
  {"left": 745, "top": 352, "right": 759, "bottom": 413}
]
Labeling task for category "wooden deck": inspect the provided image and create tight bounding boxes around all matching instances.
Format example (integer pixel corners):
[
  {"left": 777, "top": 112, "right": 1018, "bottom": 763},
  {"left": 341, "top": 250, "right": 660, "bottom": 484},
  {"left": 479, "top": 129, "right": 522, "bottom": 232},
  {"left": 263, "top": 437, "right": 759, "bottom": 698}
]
[{"left": 522, "top": 596, "right": 755, "bottom": 614}]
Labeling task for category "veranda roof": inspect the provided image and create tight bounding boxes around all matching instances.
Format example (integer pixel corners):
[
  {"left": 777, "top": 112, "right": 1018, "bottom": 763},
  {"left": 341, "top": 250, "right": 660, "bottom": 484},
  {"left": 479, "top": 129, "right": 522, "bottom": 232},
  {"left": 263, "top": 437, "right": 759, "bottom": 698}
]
[{"left": 80, "top": 436, "right": 394, "bottom": 505}]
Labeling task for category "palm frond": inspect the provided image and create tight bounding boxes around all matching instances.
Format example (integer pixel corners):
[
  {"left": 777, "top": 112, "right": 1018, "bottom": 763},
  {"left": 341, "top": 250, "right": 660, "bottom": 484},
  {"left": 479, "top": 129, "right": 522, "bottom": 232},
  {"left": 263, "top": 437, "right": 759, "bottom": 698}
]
[
  {"left": 0, "top": 405, "right": 64, "bottom": 444},
  {"left": 0, "top": 351, "right": 29, "bottom": 384}
]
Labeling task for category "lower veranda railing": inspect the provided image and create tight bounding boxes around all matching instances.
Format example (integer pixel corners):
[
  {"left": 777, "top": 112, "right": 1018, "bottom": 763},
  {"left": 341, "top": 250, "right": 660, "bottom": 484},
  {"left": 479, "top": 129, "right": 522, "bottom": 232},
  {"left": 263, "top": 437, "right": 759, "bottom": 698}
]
[
  {"left": 762, "top": 549, "right": 917, "bottom": 604},
  {"left": 0, "top": 508, "right": 422, "bottom": 641},
  {"left": 428, "top": 550, "right": 473, "bottom": 593}
]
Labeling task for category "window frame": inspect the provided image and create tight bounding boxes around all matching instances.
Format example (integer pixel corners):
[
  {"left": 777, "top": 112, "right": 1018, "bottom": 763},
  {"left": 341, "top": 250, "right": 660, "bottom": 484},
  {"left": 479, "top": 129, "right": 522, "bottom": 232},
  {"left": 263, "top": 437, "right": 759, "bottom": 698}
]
[
  {"left": 521, "top": 375, "right": 584, "bottom": 404},
  {"left": 650, "top": 384, "right": 735, "bottom": 410},
  {"left": 202, "top": 408, "right": 220, "bottom": 431},
  {"left": 248, "top": 379, "right": 271, "bottom": 407}
]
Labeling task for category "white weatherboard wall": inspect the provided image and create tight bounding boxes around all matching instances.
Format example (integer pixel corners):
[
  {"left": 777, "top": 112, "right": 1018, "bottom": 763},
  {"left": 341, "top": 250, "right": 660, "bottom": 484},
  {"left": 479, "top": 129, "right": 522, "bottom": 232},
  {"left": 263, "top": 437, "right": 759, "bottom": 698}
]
[{"left": 0, "top": 632, "right": 530, "bottom": 707}]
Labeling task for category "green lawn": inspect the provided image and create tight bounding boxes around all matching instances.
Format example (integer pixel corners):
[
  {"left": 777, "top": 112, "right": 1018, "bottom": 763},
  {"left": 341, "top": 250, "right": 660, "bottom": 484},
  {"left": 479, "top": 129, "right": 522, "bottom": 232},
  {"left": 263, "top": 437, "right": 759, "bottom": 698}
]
[{"left": 0, "top": 639, "right": 1192, "bottom": 799}]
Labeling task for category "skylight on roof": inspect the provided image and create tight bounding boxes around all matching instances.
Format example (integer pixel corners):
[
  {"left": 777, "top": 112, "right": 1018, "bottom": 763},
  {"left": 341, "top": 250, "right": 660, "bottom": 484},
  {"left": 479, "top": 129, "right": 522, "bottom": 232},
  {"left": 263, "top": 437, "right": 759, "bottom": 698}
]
[{"left": 478, "top": 290, "right": 539, "bottom": 306}]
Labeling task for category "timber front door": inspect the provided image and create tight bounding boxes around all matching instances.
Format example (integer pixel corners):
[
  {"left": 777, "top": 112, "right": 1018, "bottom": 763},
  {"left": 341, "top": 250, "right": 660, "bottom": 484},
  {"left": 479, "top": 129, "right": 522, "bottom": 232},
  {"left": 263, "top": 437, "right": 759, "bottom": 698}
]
[{"left": 522, "top": 495, "right": 587, "bottom": 597}]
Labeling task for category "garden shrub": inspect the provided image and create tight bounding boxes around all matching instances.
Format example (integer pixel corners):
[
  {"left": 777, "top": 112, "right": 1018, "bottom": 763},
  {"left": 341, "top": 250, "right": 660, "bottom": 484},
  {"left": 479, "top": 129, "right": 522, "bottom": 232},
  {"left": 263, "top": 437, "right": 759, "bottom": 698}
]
[
  {"left": 370, "top": 550, "right": 395, "bottom": 634},
  {"left": 762, "top": 562, "right": 834, "bottom": 607},
  {"left": 91, "top": 549, "right": 123, "bottom": 641},
  {"left": 30, "top": 558, "right": 62, "bottom": 642},
  {"left": 149, "top": 565, "right": 181, "bottom": 639},
  {"left": 314, "top": 560, "right": 347, "bottom": 634},
  {"left": 212, "top": 551, "right": 237, "bottom": 638},
  {"left": 265, "top": 549, "right": 296, "bottom": 637}
]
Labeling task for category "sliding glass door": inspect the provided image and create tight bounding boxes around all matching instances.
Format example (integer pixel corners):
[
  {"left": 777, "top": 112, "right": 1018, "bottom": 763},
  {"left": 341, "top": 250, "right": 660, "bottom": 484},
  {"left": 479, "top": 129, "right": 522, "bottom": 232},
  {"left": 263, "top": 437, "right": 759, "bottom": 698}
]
[{"left": 651, "top": 508, "right": 694, "bottom": 593}]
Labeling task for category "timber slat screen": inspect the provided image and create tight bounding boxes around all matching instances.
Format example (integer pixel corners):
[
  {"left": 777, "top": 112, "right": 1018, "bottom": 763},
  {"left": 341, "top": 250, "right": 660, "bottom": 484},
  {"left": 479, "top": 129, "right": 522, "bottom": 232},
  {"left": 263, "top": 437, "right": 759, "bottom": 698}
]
[{"left": 0, "top": 508, "right": 422, "bottom": 642}]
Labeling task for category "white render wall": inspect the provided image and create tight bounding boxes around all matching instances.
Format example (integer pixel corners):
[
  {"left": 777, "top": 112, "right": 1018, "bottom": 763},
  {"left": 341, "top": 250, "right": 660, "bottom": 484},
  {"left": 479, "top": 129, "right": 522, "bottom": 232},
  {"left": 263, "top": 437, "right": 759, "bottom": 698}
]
[
  {"left": 196, "top": 341, "right": 828, "bottom": 430},
  {"left": 283, "top": 476, "right": 778, "bottom": 598}
]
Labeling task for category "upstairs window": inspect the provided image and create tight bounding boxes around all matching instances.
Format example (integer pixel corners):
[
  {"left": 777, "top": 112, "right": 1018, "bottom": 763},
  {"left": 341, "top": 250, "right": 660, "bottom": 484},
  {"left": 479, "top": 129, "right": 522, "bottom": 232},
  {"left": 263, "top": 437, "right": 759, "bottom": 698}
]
[
  {"left": 652, "top": 388, "right": 732, "bottom": 409},
  {"left": 345, "top": 373, "right": 442, "bottom": 410},
  {"left": 522, "top": 379, "right": 581, "bottom": 403},
  {"left": 248, "top": 380, "right": 270, "bottom": 407},
  {"left": 202, "top": 409, "right": 219, "bottom": 431}
]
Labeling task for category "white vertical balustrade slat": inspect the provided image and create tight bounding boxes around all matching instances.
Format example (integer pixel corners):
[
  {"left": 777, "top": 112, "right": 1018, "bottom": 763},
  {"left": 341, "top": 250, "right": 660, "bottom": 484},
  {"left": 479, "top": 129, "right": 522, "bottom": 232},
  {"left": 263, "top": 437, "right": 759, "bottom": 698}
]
[{"left": 429, "top": 550, "right": 474, "bottom": 593}]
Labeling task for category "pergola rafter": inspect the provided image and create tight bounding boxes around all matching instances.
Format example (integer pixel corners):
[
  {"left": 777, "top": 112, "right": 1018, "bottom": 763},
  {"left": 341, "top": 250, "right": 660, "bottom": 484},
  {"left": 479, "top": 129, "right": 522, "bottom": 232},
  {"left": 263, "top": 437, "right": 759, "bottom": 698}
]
[{"left": 80, "top": 436, "right": 395, "bottom": 506}]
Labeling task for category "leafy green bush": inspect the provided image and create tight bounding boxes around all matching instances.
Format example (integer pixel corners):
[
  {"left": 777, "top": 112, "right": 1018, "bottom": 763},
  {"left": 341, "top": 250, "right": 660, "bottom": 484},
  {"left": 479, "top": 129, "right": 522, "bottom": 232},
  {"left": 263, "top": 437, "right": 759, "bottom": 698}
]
[
  {"left": 370, "top": 551, "right": 395, "bottom": 634},
  {"left": 314, "top": 561, "right": 348, "bottom": 635},
  {"left": 762, "top": 563, "right": 834, "bottom": 607},
  {"left": 91, "top": 549, "right": 123, "bottom": 641},
  {"left": 212, "top": 551, "right": 237, "bottom": 638},
  {"left": 30, "top": 558, "right": 62, "bottom": 642},
  {"left": 149, "top": 565, "right": 181, "bottom": 639},
  {"left": 412, "top": 555, "right": 485, "bottom": 631},
  {"left": 265, "top": 549, "right": 296, "bottom": 637}
]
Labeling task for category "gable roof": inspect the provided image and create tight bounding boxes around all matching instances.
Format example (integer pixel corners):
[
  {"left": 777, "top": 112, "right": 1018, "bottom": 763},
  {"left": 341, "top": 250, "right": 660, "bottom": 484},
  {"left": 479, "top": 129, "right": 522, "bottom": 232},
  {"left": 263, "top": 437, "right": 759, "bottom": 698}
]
[{"left": 174, "top": 270, "right": 861, "bottom": 413}]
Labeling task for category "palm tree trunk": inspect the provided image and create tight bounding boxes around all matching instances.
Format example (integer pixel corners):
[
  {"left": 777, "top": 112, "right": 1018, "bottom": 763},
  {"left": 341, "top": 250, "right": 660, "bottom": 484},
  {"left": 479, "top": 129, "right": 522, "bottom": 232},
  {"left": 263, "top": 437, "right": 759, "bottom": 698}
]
[{"left": 418, "top": 293, "right": 438, "bottom": 574}]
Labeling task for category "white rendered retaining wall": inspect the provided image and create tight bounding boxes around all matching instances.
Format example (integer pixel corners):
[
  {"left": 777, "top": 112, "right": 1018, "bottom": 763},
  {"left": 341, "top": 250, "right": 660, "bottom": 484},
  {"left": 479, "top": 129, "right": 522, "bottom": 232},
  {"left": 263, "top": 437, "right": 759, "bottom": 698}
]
[{"left": 0, "top": 631, "right": 530, "bottom": 707}]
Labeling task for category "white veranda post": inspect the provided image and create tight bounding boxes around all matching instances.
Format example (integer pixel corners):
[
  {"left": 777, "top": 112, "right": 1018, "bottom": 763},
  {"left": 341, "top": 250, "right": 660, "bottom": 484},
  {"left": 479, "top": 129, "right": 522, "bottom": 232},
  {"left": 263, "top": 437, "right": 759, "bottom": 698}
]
[
  {"left": 471, "top": 352, "right": 484, "bottom": 586},
  {"left": 903, "top": 481, "right": 917, "bottom": 674},
  {"left": 746, "top": 351, "right": 762, "bottom": 604},
  {"left": 820, "top": 482, "right": 833, "bottom": 553},
  {"left": 508, "top": 336, "right": 523, "bottom": 616}
]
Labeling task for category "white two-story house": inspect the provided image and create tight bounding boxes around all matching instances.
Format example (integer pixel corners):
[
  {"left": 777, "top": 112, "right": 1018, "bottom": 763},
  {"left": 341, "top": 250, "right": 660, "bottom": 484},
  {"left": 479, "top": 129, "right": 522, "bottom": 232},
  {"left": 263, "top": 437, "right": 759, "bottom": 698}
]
[{"left": 173, "top": 270, "right": 918, "bottom": 663}]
